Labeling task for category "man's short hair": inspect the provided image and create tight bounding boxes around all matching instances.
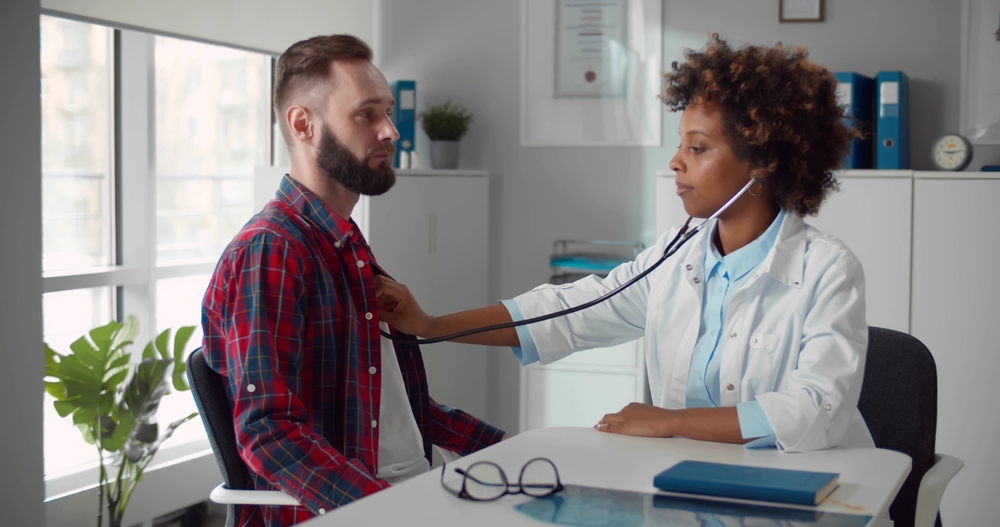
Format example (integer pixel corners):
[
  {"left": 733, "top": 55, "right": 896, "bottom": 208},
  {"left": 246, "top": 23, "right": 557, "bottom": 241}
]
[{"left": 273, "top": 34, "right": 373, "bottom": 148}]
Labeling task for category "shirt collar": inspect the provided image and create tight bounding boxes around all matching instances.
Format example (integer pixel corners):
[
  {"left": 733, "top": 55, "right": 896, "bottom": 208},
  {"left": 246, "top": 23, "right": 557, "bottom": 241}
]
[
  {"left": 275, "top": 174, "right": 361, "bottom": 247},
  {"left": 706, "top": 209, "right": 785, "bottom": 281}
]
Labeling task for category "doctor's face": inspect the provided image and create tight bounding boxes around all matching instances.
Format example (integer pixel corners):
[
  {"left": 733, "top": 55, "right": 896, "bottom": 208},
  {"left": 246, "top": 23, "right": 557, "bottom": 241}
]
[{"left": 668, "top": 103, "right": 755, "bottom": 219}]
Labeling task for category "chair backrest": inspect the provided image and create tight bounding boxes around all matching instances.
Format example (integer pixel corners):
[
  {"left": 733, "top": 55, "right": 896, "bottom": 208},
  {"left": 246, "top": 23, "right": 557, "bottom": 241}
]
[
  {"left": 858, "top": 327, "right": 939, "bottom": 527},
  {"left": 187, "top": 348, "right": 251, "bottom": 525}
]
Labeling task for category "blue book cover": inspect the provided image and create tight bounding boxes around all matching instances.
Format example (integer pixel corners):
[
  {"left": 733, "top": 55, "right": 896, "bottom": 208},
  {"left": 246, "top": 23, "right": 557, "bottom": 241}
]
[
  {"left": 390, "top": 80, "right": 416, "bottom": 167},
  {"left": 875, "top": 71, "right": 909, "bottom": 169},
  {"left": 653, "top": 460, "right": 839, "bottom": 506},
  {"left": 834, "top": 72, "right": 874, "bottom": 169}
]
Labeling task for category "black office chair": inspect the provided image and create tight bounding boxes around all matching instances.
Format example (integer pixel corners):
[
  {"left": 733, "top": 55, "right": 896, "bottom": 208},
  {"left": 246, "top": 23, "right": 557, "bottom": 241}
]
[
  {"left": 857, "top": 327, "right": 963, "bottom": 527},
  {"left": 186, "top": 348, "right": 298, "bottom": 527}
]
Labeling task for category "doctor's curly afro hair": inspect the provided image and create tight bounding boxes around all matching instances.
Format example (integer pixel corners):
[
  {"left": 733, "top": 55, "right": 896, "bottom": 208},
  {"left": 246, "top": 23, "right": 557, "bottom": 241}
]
[{"left": 661, "top": 34, "right": 859, "bottom": 216}]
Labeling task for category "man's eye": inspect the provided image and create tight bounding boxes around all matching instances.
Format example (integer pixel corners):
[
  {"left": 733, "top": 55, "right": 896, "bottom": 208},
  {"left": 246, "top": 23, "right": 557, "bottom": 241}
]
[{"left": 360, "top": 112, "right": 372, "bottom": 119}]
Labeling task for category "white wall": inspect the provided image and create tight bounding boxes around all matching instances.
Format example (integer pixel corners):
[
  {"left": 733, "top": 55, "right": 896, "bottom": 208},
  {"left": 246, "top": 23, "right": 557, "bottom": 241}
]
[
  {"left": 0, "top": 0, "right": 44, "bottom": 523},
  {"left": 376, "top": 0, "right": 999, "bottom": 473},
  {"left": 42, "top": 0, "right": 374, "bottom": 54}
]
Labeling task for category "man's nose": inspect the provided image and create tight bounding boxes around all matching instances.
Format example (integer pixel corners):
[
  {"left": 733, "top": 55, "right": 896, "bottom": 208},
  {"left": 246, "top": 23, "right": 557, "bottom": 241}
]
[{"left": 379, "top": 115, "right": 400, "bottom": 143}]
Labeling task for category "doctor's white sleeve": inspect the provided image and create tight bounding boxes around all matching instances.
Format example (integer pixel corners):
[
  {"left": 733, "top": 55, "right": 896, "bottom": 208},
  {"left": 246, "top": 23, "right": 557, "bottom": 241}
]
[{"left": 754, "top": 246, "right": 868, "bottom": 453}]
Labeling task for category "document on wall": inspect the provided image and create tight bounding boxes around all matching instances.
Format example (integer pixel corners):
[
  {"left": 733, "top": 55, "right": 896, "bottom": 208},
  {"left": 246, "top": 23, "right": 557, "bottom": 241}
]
[{"left": 555, "top": 0, "right": 629, "bottom": 99}]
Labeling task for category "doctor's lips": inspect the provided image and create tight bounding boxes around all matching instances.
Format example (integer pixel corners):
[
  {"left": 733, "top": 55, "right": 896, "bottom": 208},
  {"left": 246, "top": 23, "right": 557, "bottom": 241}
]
[{"left": 675, "top": 182, "right": 694, "bottom": 196}]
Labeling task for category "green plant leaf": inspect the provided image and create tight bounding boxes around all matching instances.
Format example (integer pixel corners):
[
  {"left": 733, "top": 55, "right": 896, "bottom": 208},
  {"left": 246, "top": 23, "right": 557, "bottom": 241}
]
[
  {"left": 108, "top": 354, "right": 131, "bottom": 371},
  {"left": 53, "top": 400, "right": 79, "bottom": 418},
  {"left": 76, "top": 423, "right": 96, "bottom": 445},
  {"left": 68, "top": 335, "right": 103, "bottom": 370},
  {"left": 72, "top": 406, "right": 98, "bottom": 427},
  {"left": 154, "top": 329, "right": 171, "bottom": 361},
  {"left": 44, "top": 380, "right": 66, "bottom": 400},
  {"left": 44, "top": 343, "right": 64, "bottom": 377},
  {"left": 418, "top": 99, "right": 474, "bottom": 141},
  {"left": 104, "top": 369, "right": 129, "bottom": 391},
  {"left": 171, "top": 326, "right": 195, "bottom": 391},
  {"left": 142, "top": 342, "right": 155, "bottom": 361},
  {"left": 111, "top": 315, "right": 139, "bottom": 352}
]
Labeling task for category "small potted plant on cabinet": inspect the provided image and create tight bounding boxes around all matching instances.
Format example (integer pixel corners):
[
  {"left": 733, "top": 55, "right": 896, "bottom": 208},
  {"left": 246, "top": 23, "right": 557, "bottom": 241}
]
[
  {"left": 419, "top": 99, "right": 473, "bottom": 169},
  {"left": 44, "top": 316, "right": 198, "bottom": 527}
]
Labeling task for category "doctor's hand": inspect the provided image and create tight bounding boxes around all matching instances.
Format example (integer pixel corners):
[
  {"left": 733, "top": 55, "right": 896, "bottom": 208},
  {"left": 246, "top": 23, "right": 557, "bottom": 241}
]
[
  {"left": 594, "top": 402, "right": 674, "bottom": 438},
  {"left": 374, "top": 275, "right": 433, "bottom": 336}
]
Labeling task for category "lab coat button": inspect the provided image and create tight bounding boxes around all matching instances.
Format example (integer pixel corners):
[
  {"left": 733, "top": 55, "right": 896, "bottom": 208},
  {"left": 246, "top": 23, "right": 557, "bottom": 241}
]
[
  {"left": 371, "top": 420, "right": 378, "bottom": 428},
  {"left": 730, "top": 332, "right": 737, "bottom": 339},
  {"left": 369, "top": 366, "right": 377, "bottom": 374},
  {"left": 365, "top": 312, "right": 373, "bottom": 320},
  {"left": 247, "top": 384, "right": 256, "bottom": 393},
  {"left": 693, "top": 277, "right": 701, "bottom": 284},
  {"left": 726, "top": 383, "right": 735, "bottom": 391},
  {"left": 824, "top": 403, "right": 833, "bottom": 411},
  {"left": 752, "top": 338, "right": 758, "bottom": 344},
  {"left": 685, "top": 264, "right": 693, "bottom": 271}
]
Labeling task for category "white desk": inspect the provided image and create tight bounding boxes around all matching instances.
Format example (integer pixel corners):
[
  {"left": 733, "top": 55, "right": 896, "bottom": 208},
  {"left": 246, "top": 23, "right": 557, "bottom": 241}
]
[{"left": 304, "top": 427, "right": 911, "bottom": 526}]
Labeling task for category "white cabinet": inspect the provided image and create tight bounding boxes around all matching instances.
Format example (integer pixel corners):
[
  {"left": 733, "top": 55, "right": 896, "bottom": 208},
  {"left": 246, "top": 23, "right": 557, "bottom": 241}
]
[
  {"left": 910, "top": 174, "right": 1000, "bottom": 527},
  {"left": 655, "top": 170, "right": 912, "bottom": 333},
  {"left": 365, "top": 170, "right": 491, "bottom": 419}
]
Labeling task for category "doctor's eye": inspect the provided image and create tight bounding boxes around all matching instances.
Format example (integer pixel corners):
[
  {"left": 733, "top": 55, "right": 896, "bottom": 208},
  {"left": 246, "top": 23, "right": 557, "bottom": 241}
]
[{"left": 690, "top": 146, "right": 706, "bottom": 154}]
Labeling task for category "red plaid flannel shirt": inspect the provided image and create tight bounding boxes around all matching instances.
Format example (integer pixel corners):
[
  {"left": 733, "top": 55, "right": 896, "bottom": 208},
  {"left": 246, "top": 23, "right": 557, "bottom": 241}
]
[{"left": 201, "top": 175, "right": 505, "bottom": 526}]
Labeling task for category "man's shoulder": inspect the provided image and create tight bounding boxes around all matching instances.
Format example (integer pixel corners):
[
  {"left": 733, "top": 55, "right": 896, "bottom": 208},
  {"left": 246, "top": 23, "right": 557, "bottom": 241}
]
[{"left": 227, "top": 200, "right": 310, "bottom": 253}]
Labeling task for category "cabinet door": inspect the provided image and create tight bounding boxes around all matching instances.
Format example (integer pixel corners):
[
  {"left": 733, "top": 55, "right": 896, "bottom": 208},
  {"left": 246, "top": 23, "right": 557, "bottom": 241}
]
[
  {"left": 366, "top": 176, "right": 435, "bottom": 310},
  {"left": 806, "top": 176, "right": 912, "bottom": 333},
  {"left": 911, "top": 177, "right": 1000, "bottom": 527},
  {"left": 419, "top": 176, "right": 490, "bottom": 418}
]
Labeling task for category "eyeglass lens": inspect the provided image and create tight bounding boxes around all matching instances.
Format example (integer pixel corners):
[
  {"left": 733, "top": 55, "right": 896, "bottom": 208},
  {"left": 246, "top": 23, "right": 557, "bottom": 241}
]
[
  {"left": 465, "top": 463, "right": 508, "bottom": 500},
  {"left": 520, "top": 459, "right": 559, "bottom": 497}
]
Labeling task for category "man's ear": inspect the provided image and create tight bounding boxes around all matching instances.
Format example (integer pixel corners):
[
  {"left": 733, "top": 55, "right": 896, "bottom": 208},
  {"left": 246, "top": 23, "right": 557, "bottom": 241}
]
[{"left": 286, "top": 105, "right": 316, "bottom": 147}]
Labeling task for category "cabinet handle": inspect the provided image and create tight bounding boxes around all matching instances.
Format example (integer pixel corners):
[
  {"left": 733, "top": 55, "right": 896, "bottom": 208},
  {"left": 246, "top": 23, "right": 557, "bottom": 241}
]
[{"left": 429, "top": 213, "right": 437, "bottom": 254}]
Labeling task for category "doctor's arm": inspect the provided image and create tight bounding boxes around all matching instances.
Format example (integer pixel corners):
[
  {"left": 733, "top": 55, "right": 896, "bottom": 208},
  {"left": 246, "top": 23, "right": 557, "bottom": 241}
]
[
  {"left": 375, "top": 275, "right": 519, "bottom": 346},
  {"left": 596, "top": 404, "right": 760, "bottom": 445}
]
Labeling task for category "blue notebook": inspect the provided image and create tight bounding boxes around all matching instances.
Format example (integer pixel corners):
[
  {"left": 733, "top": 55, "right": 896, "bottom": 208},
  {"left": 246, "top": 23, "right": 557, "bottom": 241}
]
[{"left": 653, "top": 460, "right": 839, "bottom": 506}]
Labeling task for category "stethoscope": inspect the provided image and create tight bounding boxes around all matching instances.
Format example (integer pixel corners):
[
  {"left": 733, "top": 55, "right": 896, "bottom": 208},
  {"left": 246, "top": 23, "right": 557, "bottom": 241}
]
[{"left": 379, "top": 178, "right": 758, "bottom": 345}]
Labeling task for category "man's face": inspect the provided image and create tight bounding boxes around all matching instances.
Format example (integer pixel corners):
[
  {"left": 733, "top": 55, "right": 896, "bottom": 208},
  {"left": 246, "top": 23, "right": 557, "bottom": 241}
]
[
  {"left": 316, "top": 122, "right": 396, "bottom": 196},
  {"left": 316, "top": 60, "right": 400, "bottom": 195}
]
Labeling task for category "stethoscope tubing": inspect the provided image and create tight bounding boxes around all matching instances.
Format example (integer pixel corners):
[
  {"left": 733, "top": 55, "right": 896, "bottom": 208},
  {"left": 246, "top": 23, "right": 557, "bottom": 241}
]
[{"left": 379, "top": 178, "right": 756, "bottom": 345}]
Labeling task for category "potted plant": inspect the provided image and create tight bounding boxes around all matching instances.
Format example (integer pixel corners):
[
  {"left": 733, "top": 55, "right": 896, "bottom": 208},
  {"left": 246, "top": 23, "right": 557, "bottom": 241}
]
[
  {"left": 44, "top": 315, "right": 198, "bottom": 527},
  {"left": 418, "top": 99, "right": 473, "bottom": 169}
]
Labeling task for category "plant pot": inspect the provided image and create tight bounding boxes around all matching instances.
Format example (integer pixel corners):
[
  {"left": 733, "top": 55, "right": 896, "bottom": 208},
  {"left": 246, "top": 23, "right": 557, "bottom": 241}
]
[{"left": 430, "top": 140, "right": 460, "bottom": 169}]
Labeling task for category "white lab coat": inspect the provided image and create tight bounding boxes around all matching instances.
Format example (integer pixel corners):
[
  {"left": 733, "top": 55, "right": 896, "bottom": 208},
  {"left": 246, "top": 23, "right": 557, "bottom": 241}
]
[{"left": 511, "top": 213, "right": 874, "bottom": 452}]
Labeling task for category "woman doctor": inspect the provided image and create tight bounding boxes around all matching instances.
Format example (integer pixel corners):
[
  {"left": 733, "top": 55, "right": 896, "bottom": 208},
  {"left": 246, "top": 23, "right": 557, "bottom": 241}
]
[{"left": 376, "top": 35, "right": 871, "bottom": 452}]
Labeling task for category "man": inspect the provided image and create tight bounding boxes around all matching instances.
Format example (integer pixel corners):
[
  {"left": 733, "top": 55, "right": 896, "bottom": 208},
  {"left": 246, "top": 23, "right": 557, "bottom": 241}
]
[{"left": 201, "top": 35, "right": 505, "bottom": 526}]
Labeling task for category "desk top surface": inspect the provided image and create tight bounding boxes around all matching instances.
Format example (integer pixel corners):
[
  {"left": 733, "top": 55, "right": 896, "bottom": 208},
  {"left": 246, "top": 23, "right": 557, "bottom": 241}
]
[{"left": 303, "top": 427, "right": 911, "bottom": 526}]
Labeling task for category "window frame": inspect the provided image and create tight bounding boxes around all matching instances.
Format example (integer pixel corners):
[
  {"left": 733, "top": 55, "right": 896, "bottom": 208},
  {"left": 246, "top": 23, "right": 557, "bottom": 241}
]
[{"left": 41, "top": 18, "right": 277, "bottom": 499}]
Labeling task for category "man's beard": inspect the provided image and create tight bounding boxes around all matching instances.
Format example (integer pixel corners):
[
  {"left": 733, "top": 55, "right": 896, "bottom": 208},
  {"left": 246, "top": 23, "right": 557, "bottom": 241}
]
[{"left": 316, "top": 124, "right": 396, "bottom": 196}]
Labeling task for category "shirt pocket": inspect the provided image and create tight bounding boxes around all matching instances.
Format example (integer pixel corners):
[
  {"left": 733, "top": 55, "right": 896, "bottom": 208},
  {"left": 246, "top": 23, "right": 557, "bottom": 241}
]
[{"left": 744, "top": 332, "right": 780, "bottom": 394}]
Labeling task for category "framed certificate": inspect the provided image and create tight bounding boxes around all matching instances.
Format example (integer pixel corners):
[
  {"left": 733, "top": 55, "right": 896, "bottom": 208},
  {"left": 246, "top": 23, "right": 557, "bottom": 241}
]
[
  {"left": 556, "top": 1, "right": 629, "bottom": 99},
  {"left": 521, "top": 0, "right": 662, "bottom": 147}
]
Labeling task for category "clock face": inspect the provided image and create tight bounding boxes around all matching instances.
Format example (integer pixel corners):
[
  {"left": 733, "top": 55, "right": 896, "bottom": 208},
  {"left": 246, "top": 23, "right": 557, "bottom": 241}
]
[{"left": 932, "top": 134, "right": 971, "bottom": 171}]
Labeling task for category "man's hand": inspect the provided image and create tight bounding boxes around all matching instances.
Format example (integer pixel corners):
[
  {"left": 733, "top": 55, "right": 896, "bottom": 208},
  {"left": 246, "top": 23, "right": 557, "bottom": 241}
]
[
  {"left": 374, "top": 275, "right": 434, "bottom": 336},
  {"left": 594, "top": 402, "right": 674, "bottom": 437}
]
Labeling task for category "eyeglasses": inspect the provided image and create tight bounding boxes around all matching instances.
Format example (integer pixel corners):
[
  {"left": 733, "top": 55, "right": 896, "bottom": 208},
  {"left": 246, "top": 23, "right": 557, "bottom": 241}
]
[{"left": 440, "top": 457, "right": 564, "bottom": 501}]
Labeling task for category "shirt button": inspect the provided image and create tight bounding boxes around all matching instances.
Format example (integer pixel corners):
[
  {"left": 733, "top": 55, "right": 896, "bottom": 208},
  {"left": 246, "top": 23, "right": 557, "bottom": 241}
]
[
  {"left": 693, "top": 277, "right": 701, "bottom": 284},
  {"left": 318, "top": 508, "right": 326, "bottom": 515},
  {"left": 357, "top": 260, "right": 366, "bottom": 268},
  {"left": 752, "top": 338, "right": 758, "bottom": 344},
  {"left": 334, "top": 241, "right": 341, "bottom": 248},
  {"left": 365, "top": 312, "right": 373, "bottom": 320},
  {"left": 726, "top": 383, "right": 735, "bottom": 391},
  {"left": 685, "top": 264, "right": 693, "bottom": 271},
  {"left": 369, "top": 366, "right": 377, "bottom": 374},
  {"left": 348, "top": 230, "right": 354, "bottom": 237},
  {"left": 730, "top": 332, "right": 737, "bottom": 339},
  {"left": 247, "top": 384, "right": 256, "bottom": 393},
  {"left": 371, "top": 420, "right": 378, "bottom": 428}
]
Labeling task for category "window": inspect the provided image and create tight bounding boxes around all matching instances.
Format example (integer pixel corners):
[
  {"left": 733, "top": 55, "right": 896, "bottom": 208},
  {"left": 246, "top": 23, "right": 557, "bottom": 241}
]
[{"left": 41, "top": 15, "right": 273, "bottom": 486}]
